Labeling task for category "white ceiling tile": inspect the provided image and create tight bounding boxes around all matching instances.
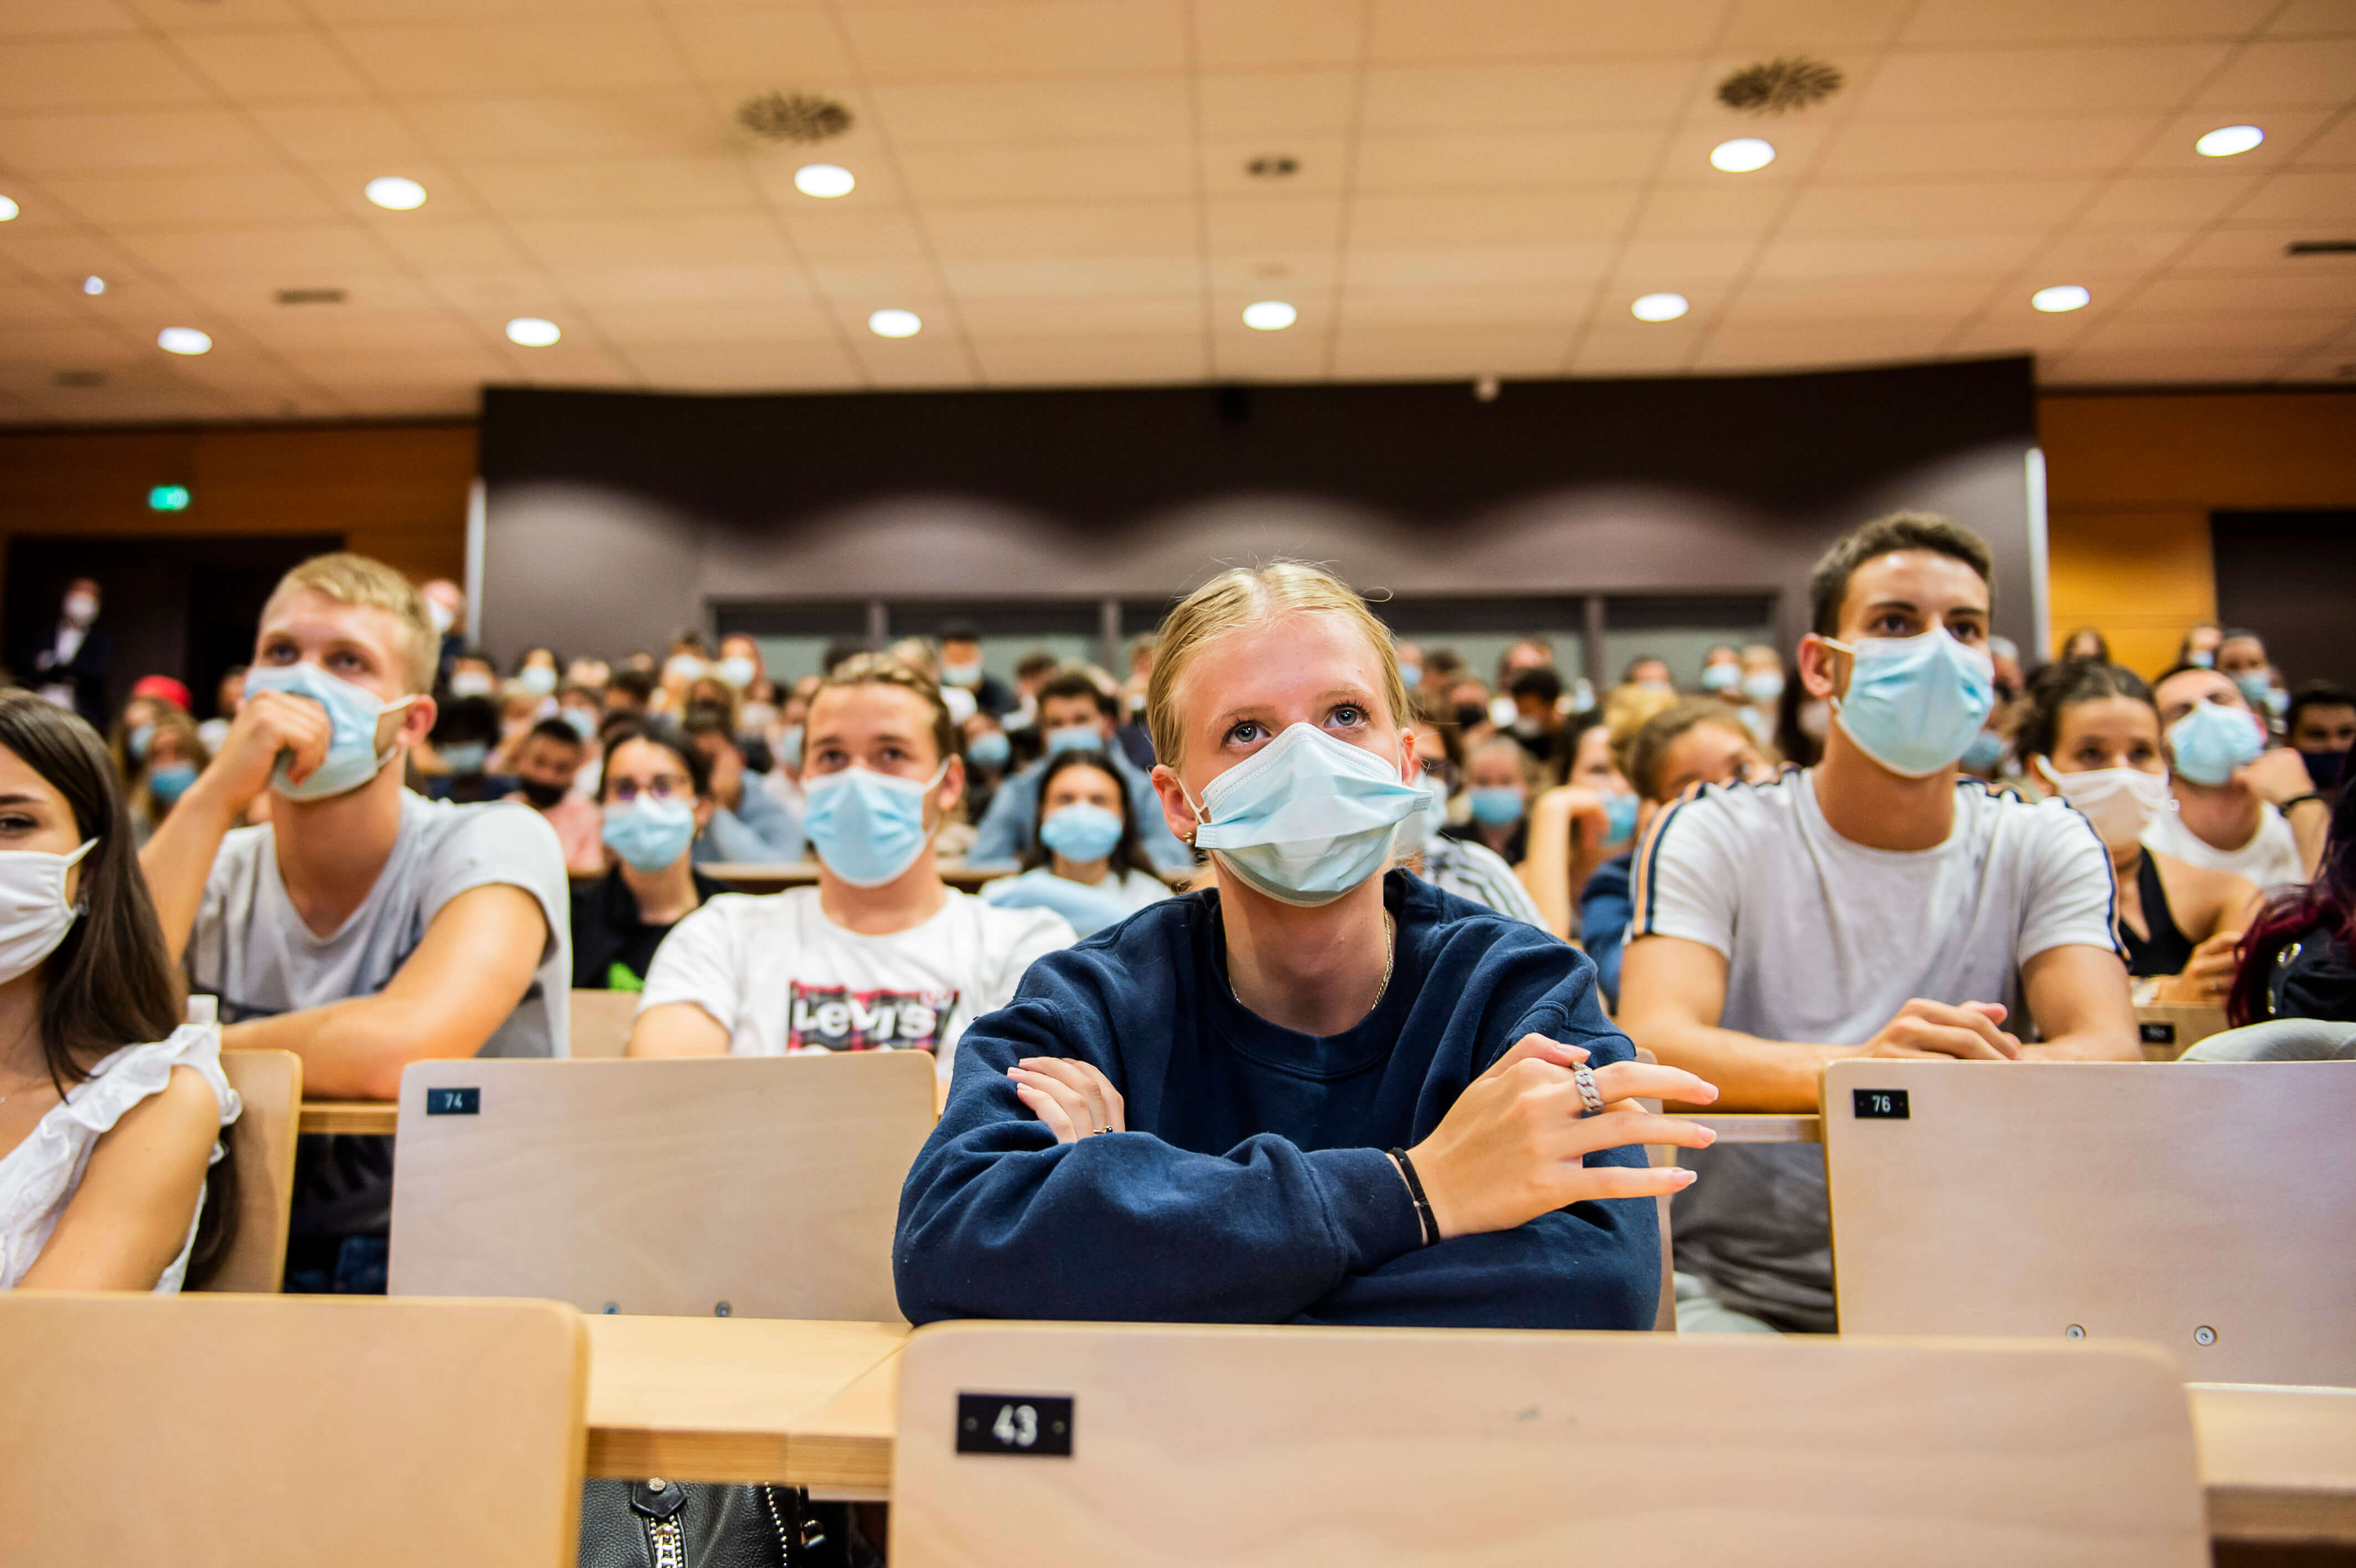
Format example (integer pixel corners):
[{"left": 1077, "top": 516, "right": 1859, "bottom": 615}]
[
  {"left": 1355, "top": 129, "right": 1673, "bottom": 191},
  {"left": 458, "top": 155, "right": 761, "bottom": 216},
  {"left": 1328, "top": 326, "right": 1571, "bottom": 380},
  {"left": 0, "top": 110, "right": 280, "bottom": 173},
  {"left": 2033, "top": 229, "right": 2196, "bottom": 274},
  {"left": 0, "top": 35, "right": 218, "bottom": 110},
  {"left": 2290, "top": 115, "right": 2356, "bottom": 168},
  {"left": 228, "top": 305, "right": 487, "bottom": 355},
  {"left": 626, "top": 340, "right": 865, "bottom": 392},
  {"left": 850, "top": 330, "right": 979, "bottom": 389},
  {"left": 306, "top": 0, "right": 643, "bottom": 23},
  {"left": 1205, "top": 327, "right": 1329, "bottom": 382},
  {"left": 924, "top": 200, "right": 1195, "bottom": 257},
  {"left": 249, "top": 102, "right": 434, "bottom": 165},
  {"left": 839, "top": 2, "right": 1186, "bottom": 81},
  {"left": 1344, "top": 244, "right": 1617, "bottom": 290},
  {"left": 1568, "top": 322, "right": 1702, "bottom": 377},
  {"left": 176, "top": 28, "right": 378, "bottom": 102},
  {"left": 741, "top": 143, "right": 905, "bottom": 207},
  {"left": 0, "top": 0, "right": 140, "bottom": 40},
  {"left": 1207, "top": 197, "right": 1339, "bottom": 254},
  {"left": 2073, "top": 310, "right": 2343, "bottom": 353},
  {"left": 404, "top": 94, "right": 725, "bottom": 160},
  {"left": 509, "top": 212, "right": 792, "bottom": 273},
  {"left": 1347, "top": 188, "right": 1643, "bottom": 247},
  {"left": 0, "top": 284, "right": 82, "bottom": 326},
  {"left": 2132, "top": 109, "right": 2335, "bottom": 171},
  {"left": 895, "top": 141, "right": 1195, "bottom": 202},
  {"left": 2043, "top": 348, "right": 2295, "bottom": 384},
  {"left": 114, "top": 0, "right": 310, "bottom": 30},
  {"left": 2078, "top": 175, "right": 2260, "bottom": 229},
  {"left": 2277, "top": 346, "right": 2356, "bottom": 384},
  {"left": 364, "top": 217, "right": 538, "bottom": 275},
  {"left": 1693, "top": 319, "right": 1959, "bottom": 370},
  {"left": 1715, "top": 0, "right": 1918, "bottom": 51},
  {"left": 1780, "top": 179, "right": 2095, "bottom": 235},
  {"left": 665, "top": 9, "right": 858, "bottom": 88},
  {"left": 35, "top": 166, "right": 342, "bottom": 228},
  {"left": 1632, "top": 182, "right": 1793, "bottom": 239},
  {"left": 1816, "top": 117, "right": 2155, "bottom": 178},
  {"left": 1339, "top": 284, "right": 1592, "bottom": 331},
  {"left": 1752, "top": 232, "right": 2046, "bottom": 276},
  {"left": 1360, "top": 62, "right": 1705, "bottom": 132},
  {"left": 333, "top": 15, "right": 693, "bottom": 95},
  {"left": 2265, "top": 0, "right": 2356, "bottom": 34},
  {"left": 1855, "top": 45, "right": 2231, "bottom": 119},
  {"left": 1730, "top": 275, "right": 1996, "bottom": 320},
  {"left": 559, "top": 262, "right": 816, "bottom": 305},
  {"left": 2230, "top": 169, "right": 2356, "bottom": 226},
  {"left": 975, "top": 331, "right": 1205, "bottom": 385},
  {"left": 1199, "top": 138, "right": 1350, "bottom": 196},
  {"left": 940, "top": 254, "right": 1201, "bottom": 296},
  {"left": 868, "top": 78, "right": 1191, "bottom": 143},
  {"left": 1901, "top": 0, "right": 2273, "bottom": 44},
  {"left": 2133, "top": 269, "right": 2356, "bottom": 314},
  {"left": 781, "top": 203, "right": 930, "bottom": 260},
  {"left": 1192, "top": 0, "right": 1363, "bottom": 69},
  {"left": 955, "top": 291, "right": 1200, "bottom": 335},
  {"left": 110, "top": 224, "right": 401, "bottom": 283},
  {"left": 805, "top": 258, "right": 943, "bottom": 298},
  {"left": 1192, "top": 71, "right": 1359, "bottom": 139},
  {"left": 2173, "top": 227, "right": 2356, "bottom": 271},
  {"left": 1367, "top": 0, "right": 1734, "bottom": 62},
  {"left": 1610, "top": 238, "right": 1765, "bottom": 283},
  {"left": 2196, "top": 39, "right": 2356, "bottom": 107},
  {"left": 587, "top": 295, "right": 841, "bottom": 345},
  {"left": 1207, "top": 251, "right": 1339, "bottom": 291}
]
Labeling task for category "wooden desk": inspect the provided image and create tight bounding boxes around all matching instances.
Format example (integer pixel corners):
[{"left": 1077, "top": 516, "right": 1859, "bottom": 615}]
[
  {"left": 1687, "top": 1113, "right": 1820, "bottom": 1143},
  {"left": 299, "top": 1099, "right": 396, "bottom": 1136},
  {"left": 576, "top": 1320, "right": 2356, "bottom": 1539}
]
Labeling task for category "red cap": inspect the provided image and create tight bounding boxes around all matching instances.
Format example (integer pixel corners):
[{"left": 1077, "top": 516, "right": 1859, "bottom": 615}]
[{"left": 131, "top": 675, "right": 192, "bottom": 712}]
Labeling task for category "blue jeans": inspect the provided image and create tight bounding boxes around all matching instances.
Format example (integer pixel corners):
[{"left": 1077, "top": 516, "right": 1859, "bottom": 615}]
[{"left": 284, "top": 1234, "right": 389, "bottom": 1295}]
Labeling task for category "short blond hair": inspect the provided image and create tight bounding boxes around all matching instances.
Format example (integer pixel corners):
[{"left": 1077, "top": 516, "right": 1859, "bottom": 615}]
[
  {"left": 1146, "top": 561, "right": 1409, "bottom": 767},
  {"left": 265, "top": 552, "right": 438, "bottom": 694},
  {"left": 812, "top": 652, "right": 960, "bottom": 765}
]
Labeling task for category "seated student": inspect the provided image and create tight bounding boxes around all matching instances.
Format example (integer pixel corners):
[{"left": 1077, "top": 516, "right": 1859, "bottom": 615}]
[
  {"left": 2215, "top": 627, "right": 2287, "bottom": 723},
  {"left": 140, "top": 553, "right": 570, "bottom": 1294},
  {"left": 421, "top": 693, "right": 508, "bottom": 803},
  {"left": 0, "top": 690, "right": 240, "bottom": 1292},
  {"left": 895, "top": 562, "right": 1718, "bottom": 1329},
  {"left": 679, "top": 705, "right": 805, "bottom": 864},
  {"left": 629, "top": 654, "right": 1072, "bottom": 1075},
  {"left": 2227, "top": 785, "right": 2356, "bottom": 1028},
  {"left": 1582, "top": 700, "right": 1776, "bottom": 1010},
  {"left": 1520, "top": 710, "right": 1647, "bottom": 939},
  {"left": 2018, "top": 661, "right": 2258, "bottom": 1005},
  {"left": 1698, "top": 644, "right": 1743, "bottom": 697},
  {"left": 572, "top": 722, "right": 724, "bottom": 992},
  {"left": 444, "top": 648, "right": 497, "bottom": 700},
  {"left": 2286, "top": 683, "right": 2355, "bottom": 796},
  {"left": 1503, "top": 665, "right": 1569, "bottom": 776},
  {"left": 1398, "top": 707, "right": 1548, "bottom": 926},
  {"left": 969, "top": 670, "right": 1191, "bottom": 870},
  {"left": 2179, "top": 620, "right": 2224, "bottom": 669},
  {"left": 602, "top": 667, "right": 656, "bottom": 722},
  {"left": 1444, "top": 736, "right": 1532, "bottom": 865},
  {"left": 936, "top": 620, "right": 1015, "bottom": 718},
  {"left": 1734, "top": 643, "right": 1786, "bottom": 742},
  {"left": 2147, "top": 663, "right": 2327, "bottom": 891},
  {"left": 1617, "top": 511, "right": 2137, "bottom": 1336},
  {"left": 506, "top": 717, "right": 602, "bottom": 876},
  {"left": 127, "top": 709, "right": 209, "bottom": 846},
  {"left": 980, "top": 748, "right": 1174, "bottom": 939},
  {"left": 197, "top": 664, "right": 244, "bottom": 755},
  {"left": 2059, "top": 626, "right": 2111, "bottom": 663}
]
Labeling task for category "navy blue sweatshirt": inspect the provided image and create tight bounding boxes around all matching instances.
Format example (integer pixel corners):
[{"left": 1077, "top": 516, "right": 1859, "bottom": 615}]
[{"left": 894, "top": 870, "right": 1659, "bottom": 1329}]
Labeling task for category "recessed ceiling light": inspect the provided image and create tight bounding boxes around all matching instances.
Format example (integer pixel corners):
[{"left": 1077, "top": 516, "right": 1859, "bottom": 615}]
[
  {"left": 2031, "top": 284, "right": 2091, "bottom": 313},
  {"left": 2195, "top": 124, "right": 2264, "bottom": 158},
  {"left": 1631, "top": 292, "right": 1689, "bottom": 322},
  {"left": 1242, "top": 300, "right": 1297, "bottom": 330},
  {"left": 82, "top": 275, "right": 105, "bottom": 296},
  {"left": 868, "top": 308, "right": 921, "bottom": 338},
  {"left": 157, "top": 327, "right": 212, "bottom": 355},
  {"left": 794, "top": 163, "right": 855, "bottom": 198},
  {"left": 0, "top": 195, "right": 17, "bottom": 222},
  {"left": 506, "top": 316, "right": 561, "bottom": 346},
  {"left": 365, "top": 176, "right": 427, "bottom": 211},
  {"left": 1710, "top": 137, "right": 1776, "bottom": 173}
]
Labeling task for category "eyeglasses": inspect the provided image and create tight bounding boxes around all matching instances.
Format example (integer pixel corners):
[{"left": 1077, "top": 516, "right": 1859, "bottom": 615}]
[{"left": 607, "top": 775, "right": 692, "bottom": 803}]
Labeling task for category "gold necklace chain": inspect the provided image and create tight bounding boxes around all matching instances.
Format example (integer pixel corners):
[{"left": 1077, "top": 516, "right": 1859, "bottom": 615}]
[{"left": 1230, "top": 911, "right": 1396, "bottom": 1018}]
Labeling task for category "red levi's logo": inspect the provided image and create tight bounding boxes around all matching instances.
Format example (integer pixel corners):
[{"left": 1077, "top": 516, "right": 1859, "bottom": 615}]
[{"left": 785, "top": 982, "right": 960, "bottom": 1054}]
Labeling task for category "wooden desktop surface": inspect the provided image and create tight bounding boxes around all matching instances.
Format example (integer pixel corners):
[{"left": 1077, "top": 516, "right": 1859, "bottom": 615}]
[{"left": 579, "top": 1318, "right": 2356, "bottom": 1539}]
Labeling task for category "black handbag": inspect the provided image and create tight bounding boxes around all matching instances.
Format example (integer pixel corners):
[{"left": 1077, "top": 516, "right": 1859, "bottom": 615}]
[{"left": 578, "top": 1479, "right": 868, "bottom": 1568}]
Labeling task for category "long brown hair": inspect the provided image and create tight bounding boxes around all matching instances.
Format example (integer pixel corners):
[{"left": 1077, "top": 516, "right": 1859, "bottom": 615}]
[{"left": 0, "top": 690, "right": 237, "bottom": 1283}]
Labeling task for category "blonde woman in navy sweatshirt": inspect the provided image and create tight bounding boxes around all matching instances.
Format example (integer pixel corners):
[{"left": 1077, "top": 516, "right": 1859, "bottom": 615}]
[{"left": 895, "top": 563, "right": 1720, "bottom": 1328}]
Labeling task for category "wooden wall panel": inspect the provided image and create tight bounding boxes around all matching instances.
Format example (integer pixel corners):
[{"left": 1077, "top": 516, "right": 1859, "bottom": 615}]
[{"left": 2039, "top": 391, "right": 2356, "bottom": 677}]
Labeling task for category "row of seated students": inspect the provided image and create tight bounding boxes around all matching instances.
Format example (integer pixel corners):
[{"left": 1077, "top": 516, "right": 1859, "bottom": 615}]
[{"left": 3, "top": 522, "right": 2352, "bottom": 1320}]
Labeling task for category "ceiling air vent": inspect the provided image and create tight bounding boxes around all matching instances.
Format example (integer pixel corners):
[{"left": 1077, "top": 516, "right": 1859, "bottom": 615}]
[
  {"left": 736, "top": 91, "right": 852, "bottom": 144},
  {"left": 275, "top": 287, "right": 347, "bottom": 305},
  {"left": 1247, "top": 156, "right": 1299, "bottom": 179},
  {"left": 2285, "top": 240, "right": 2356, "bottom": 256},
  {"left": 1717, "top": 56, "right": 1843, "bottom": 116},
  {"left": 53, "top": 370, "right": 106, "bottom": 389}
]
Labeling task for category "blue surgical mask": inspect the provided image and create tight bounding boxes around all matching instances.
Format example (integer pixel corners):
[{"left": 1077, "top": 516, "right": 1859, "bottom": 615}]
[
  {"left": 438, "top": 741, "right": 489, "bottom": 776},
  {"left": 1823, "top": 628, "right": 1995, "bottom": 778},
  {"left": 1602, "top": 789, "right": 1640, "bottom": 844},
  {"left": 2231, "top": 671, "right": 2271, "bottom": 708},
  {"left": 2168, "top": 700, "right": 2265, "bottom": 787},
  {"left": 1046, "top": 724, "right": 1101, "bottom": 755},
  {"left": 1468, "top": 786, "right": 1524, "bottom": 827},
  {"left": 147, "top": 761, "right": 198, "bottom": 807},
  {"left": 127, "top": 722, "right": 154, "bottom": 762},
  {"left": 1701, "top": 664, "right": 1740, "bottom": 694},
  {"left": 803, "top": 762, "right": 946, "bottom": 887},
  {"left": 560, "top": 707, "right": 598, "bottom": 742},
  {"left": 242, "top": 662, "right": 416, "bottom": 802},
  {"left": 2186, "top": 650, "right": 2214, "bottom": 669},
  {"left": 1185, "top": 722, "right": 1426, "bottom": 908},
  {"left": 1960, "top": 729, "right": 2008, "bottom": 775},
  {"left": 1399, "top": 664, "right": 1422, "bottom": 689},
  {"left": 716, "top": 655, "right": 757, "bottom": 690},
  {"left": 942, "top": 660, "right": 984, "bottom": 687},
  {"left": 777, "top": 725, "right": 805, "bottom": 769},
  {"left": 518, "top": 665, "right": 557, "bottom": 697},
  {"left": 1040, "top": 801, "right": 1124, "bottom": 864},
  {"left": 1742, "top": 670, "right": 1785, "bottom": 703},
  {"left": 602, "top": 797, "right": 696, "bottom": 873},
  {"left": 967, "top": 730, "right": 1011, "bottom": 770}
]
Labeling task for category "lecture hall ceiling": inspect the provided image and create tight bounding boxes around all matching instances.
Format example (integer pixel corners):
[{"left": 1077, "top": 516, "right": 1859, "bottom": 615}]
[{"left": 0, "top": 0, "right": 2350, "bottom": 423}]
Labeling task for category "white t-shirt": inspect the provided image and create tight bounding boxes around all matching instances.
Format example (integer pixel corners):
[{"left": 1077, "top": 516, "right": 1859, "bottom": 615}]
[
  {"left": 0, "top": 1027, "right": 239, "bottom": 1293},
  {"left": 1630, "top": 769, "right": 2122, "bottom": 1331},
  {"left": 2143, "top": 801, "right": 2304, "bottom": 894},
  {"left": 639, "top": 885, "right": 1073, "bottom": 1078}
]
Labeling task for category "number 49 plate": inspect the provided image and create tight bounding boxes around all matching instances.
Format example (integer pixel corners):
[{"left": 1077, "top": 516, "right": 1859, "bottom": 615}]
[{"left": 956, "top": 1392, "right": 1075, "bottom": 1457}]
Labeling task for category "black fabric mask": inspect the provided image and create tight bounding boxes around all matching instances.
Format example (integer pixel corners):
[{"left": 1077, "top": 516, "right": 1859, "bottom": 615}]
[
  {"left": 519, "top": 777, "right": 569, "bottom": 809},
  {"left": 2301, "top": 749, "right": 2348, "bottom": 792},
  {"left": 1454, "top": 704, "right": 1486, "bottom": 731}
]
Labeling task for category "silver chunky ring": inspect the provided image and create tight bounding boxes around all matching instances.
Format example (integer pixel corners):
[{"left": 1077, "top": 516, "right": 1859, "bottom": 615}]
[{"left": 1573, "top": 1063, "right": 1606, "bottom": 1117}]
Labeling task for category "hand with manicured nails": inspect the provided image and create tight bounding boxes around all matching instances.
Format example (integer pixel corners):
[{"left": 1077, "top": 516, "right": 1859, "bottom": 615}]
[
  {"left": 1404, "top": 1033, "right": 1719, "bottom": 1241},
  {"left": 204, "top": 688, "right": 334, "bottom": 811},
  {"left": 1009, "top": 1056, "right": 1126, "bottom": 1140},
  {"left": 1858, "top": 998, "right": 2022, "bottom": 1061}
]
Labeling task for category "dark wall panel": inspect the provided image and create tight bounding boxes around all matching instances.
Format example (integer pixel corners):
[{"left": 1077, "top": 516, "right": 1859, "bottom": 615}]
[
  {"left": 2212, "top": 510, "right": 2356, "bottom": 693},
  {"left": 479, "top": 360, "right": 2039, "bottom": 665}
]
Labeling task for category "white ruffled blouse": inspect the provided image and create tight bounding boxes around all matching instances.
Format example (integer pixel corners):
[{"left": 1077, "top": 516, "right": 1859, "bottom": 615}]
[{"left": 0, "top": 1025, "right": 242, "bottom": 1293}]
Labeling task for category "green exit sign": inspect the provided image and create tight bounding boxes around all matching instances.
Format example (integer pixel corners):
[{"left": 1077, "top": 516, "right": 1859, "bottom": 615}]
[{"left": 148, "top": 485, "right": 189, "bottom": 511}]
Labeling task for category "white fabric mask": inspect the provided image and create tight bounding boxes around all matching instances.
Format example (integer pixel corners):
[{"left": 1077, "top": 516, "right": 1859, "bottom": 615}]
[
  {"left": 2034, "top": 757, "right": 2174, "bottom": 850},
  {"left": 0, "top": 840, "right": 95, "bottom": 986}
]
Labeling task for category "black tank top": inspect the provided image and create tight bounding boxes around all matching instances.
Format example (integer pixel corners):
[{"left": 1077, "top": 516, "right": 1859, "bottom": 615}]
[{"left": 2122, "top": 852, "right": 2195, "bottom": 978}]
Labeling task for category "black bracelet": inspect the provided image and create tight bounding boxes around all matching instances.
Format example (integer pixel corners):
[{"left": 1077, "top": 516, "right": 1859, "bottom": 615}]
[
  {"left": 2282, "top": 794, "right": 2327, "bottom": 812},
  {"left": 1387, "top": 1147, "right": 1437, "bottom": 1247}
]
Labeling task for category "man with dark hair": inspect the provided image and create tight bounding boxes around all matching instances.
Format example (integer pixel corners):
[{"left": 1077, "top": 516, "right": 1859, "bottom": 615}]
[
  {"left": 602, "top": 668, "right": 657, "bottom": 719},
  {"left": 507, "top": 717, "right": 602, "bottom": 875},
  {"left": 1618, "top": 510, "right": 2137, "bottom": 1335},
  {"left": 970, "top": 670, "right": 1189, "bottom": 869},
  {"left": 679, "top": 704, "right": 805, "bottom": 864},
  {"left": 25, "top": 576, "right": 111, "bottom": 726},
  {"left": 1504, "top": 664, "right": 1568, "bottom": 770},
  {"left": 936, "top": 619, "right": 1016, "bottom": 718},
  {"left": 2287, "top": 684, "right": 2356, "bottom": 796}
]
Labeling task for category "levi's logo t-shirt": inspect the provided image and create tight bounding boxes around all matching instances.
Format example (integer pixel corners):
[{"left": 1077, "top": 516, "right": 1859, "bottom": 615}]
[{"left": 787, "top": 981, "right": 959, "bottom": 1053}]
